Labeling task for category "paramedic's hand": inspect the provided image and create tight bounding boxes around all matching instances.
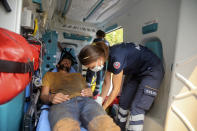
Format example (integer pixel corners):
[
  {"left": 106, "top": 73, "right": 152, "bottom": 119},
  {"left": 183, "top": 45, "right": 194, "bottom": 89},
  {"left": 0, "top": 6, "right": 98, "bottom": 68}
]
[
  {"left": 95, "top": 96, "right": 103, "bottom": 106},
  {"left": 103, "top": 102, "right": 108, "bottom": 110},
  {"left": 81, "top": 88, "right": 93, "bottom": 97},
  {"left": 50, "top": 93, "right": 70, "bottom": 104}
]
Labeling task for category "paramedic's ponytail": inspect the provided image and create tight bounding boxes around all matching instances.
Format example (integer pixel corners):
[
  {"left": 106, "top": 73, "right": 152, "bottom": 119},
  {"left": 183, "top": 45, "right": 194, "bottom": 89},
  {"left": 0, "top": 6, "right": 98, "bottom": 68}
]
[{"left": 78, "top": 41, "right": 109, "bottom": 65}]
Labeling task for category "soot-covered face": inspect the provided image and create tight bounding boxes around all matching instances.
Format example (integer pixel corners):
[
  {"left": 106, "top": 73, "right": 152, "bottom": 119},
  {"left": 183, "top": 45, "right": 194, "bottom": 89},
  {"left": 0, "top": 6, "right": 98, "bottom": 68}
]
[{"left": 58, "top": 58, "right": 72, "bottom": 72}]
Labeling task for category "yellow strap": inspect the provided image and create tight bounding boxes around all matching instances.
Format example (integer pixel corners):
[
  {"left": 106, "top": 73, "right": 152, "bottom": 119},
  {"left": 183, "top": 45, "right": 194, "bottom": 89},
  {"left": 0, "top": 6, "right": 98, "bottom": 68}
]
[
  {"left": 91, "top": 76, "right": 96, "bottom": 91},
  {"left": 33, "top": 18, "right": 38, "bottom": 36}
]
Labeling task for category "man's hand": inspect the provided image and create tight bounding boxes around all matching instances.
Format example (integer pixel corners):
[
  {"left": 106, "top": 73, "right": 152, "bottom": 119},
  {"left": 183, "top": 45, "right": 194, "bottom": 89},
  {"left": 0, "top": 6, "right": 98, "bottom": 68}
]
[
  {"left": 50, "top": 93, "right": 70, "bottom": 104},
  {"left": 81, "top": 88, "right": 93, "bottom": 97},
  {"left": 57, "top": 42, "right": 63, "bottom": 52}
]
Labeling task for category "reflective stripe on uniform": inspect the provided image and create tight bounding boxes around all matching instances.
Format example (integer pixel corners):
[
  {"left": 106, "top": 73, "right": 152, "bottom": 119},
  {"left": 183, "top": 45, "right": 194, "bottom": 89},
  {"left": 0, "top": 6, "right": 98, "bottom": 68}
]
[
  {"left": 118, "top": 107, "right": 128, "bottom": 115},
  {"left": 117, "top": 114, "right": 127, "bottom": 123},
  {"left": 127, "top": 124, "right": 143, "bottom": 131},
  {"left": 129, "top": 114, "right": 144, "bottom": 121}
]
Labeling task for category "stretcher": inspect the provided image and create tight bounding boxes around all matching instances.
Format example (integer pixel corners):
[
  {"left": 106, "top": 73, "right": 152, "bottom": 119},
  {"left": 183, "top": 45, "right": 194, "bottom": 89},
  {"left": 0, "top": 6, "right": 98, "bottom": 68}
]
[{"left": 36, "top": 67, "right": 88, "bottom": 131}]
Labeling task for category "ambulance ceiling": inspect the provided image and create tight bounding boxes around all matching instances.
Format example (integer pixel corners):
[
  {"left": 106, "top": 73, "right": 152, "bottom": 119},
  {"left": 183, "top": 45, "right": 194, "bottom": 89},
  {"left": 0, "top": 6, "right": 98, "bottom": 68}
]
[{"left": 53, "top": 0, "right": 138, "bottom": 25}]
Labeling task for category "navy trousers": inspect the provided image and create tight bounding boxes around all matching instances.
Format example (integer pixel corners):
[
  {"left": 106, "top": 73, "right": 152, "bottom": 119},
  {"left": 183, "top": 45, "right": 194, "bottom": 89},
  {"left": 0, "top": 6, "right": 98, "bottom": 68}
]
[{"left": 116, "top": 63, "right": 164, "bottom": 131}]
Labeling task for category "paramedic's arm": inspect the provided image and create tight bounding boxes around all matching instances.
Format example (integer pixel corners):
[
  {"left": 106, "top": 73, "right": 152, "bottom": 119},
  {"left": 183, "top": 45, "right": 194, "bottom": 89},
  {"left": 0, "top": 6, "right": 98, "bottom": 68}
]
[
  {"left": 40, "top": 86, "right": 70, "bottom": 104},
  {"left": 102, "top": 70, "right": 123, "bottom": 109},
  {"left": 100, "top": 71, "right": 111, "bottom": 105}
]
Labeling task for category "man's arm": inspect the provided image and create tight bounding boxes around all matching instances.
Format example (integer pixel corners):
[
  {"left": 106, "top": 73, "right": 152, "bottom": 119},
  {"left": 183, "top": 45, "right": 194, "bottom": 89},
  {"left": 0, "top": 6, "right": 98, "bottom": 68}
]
[
  {"left": 57, "top": 42, "right": 63, "bottom": 52},
  {"left": 102, "top": 70, "right": 123, "bottom": 109},
  {"left": 40, "top": 86, "right": 70, "bottom": 104},
  {"left": 40, "top": 85, "right": 52, "bottom": 104}
]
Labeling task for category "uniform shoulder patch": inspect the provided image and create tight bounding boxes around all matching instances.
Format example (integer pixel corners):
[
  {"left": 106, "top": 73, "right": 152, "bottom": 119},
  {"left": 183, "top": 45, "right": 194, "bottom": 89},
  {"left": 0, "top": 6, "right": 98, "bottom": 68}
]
[{"left": 113, "top": 62, "right": 121, "bottom": 69}]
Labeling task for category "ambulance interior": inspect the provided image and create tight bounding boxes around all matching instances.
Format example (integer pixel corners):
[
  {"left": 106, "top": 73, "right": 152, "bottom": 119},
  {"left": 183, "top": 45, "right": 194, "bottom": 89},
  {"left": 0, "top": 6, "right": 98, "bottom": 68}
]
[{"left": 0, "top": 0, "right": 197, "bottom": 131}]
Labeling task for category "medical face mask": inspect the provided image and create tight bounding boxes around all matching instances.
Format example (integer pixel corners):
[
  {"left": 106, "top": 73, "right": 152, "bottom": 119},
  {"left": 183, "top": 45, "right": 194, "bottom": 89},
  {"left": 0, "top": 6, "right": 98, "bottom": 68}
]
[{"left": 90, "top": 60, "right": 104, "bottom": 72}]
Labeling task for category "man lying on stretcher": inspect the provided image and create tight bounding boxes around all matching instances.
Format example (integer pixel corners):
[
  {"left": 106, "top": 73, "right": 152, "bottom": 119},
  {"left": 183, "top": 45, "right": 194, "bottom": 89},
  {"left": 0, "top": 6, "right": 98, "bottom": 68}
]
[{"left": 40, "top": 55, "right": 120, "bottom": 131}]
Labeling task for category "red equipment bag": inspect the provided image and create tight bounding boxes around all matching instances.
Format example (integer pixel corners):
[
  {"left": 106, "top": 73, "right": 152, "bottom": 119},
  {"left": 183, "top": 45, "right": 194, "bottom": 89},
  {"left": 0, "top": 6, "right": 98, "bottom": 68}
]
[
  {"left": 27, "top": 40, "right": 41, "bottom": 70},
  {"left": 0, "top": 28, "right": 40, "bottom": 104}
]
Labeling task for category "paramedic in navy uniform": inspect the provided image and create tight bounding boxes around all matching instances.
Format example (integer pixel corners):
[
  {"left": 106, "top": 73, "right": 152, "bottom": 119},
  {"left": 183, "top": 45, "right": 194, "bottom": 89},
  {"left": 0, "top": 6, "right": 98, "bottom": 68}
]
[{"left": 78, "top": 41, "right": 164, "bottom": 131}]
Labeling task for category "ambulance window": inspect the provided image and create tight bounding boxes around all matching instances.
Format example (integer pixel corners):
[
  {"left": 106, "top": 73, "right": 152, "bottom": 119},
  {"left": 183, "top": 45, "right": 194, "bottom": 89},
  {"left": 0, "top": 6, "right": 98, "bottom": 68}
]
[{"left": 106, "top": 27, "right": 123, "bottom": 46}]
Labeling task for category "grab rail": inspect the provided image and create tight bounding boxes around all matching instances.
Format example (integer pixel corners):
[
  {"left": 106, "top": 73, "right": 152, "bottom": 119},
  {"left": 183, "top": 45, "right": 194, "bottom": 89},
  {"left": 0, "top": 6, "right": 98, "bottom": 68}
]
[
  {"left": 171, "top": 105, "right": 195, "bottom": 131},
  {"left": 171, "top": 72, "right": 197, "bottom": 131},
  {"left": 174, "top": 73, "right": 197, "bottom": 100}
]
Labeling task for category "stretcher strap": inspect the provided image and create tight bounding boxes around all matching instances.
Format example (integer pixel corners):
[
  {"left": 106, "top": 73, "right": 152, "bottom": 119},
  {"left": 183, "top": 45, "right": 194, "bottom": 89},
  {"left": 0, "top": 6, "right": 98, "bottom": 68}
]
[{"left": 0, "top": 59, "right": 33, "bottom": 73}]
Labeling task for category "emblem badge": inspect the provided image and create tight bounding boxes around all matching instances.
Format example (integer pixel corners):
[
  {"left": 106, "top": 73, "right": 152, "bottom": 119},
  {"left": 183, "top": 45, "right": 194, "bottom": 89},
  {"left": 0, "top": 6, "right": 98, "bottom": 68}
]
[{"left": 113, "top": 62, "right": 120, "bottom": 69}]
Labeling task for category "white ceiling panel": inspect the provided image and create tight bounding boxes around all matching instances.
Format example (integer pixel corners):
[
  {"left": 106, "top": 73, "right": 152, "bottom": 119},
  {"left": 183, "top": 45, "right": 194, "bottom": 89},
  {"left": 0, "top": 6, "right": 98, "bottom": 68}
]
[{"left": 46, "top": 0, "right": 140, "bottom": 25}]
